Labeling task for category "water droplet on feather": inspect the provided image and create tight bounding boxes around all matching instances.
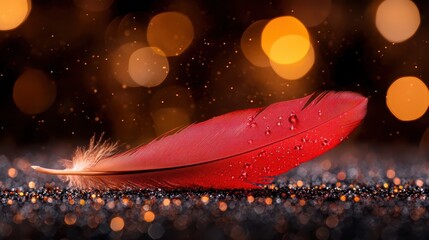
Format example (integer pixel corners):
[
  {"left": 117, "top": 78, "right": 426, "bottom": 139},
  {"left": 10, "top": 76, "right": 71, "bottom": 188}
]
[{"left": 288, "top": 114, "right": 298, "bottom": 124}]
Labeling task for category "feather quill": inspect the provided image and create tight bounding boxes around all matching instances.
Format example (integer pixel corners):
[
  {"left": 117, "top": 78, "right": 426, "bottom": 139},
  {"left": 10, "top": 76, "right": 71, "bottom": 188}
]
[{"left": 32, "top": 91, "right": 367, "bottom": 189}]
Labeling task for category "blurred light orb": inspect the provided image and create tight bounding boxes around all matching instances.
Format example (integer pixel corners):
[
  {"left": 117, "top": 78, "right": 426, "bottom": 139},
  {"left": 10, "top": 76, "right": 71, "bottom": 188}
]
[
  {"left": 147, "top": 12, "right": 194, "bottom": 56},
  {"left": 13, "top": 69, "right": 56, "bottom": 115},
  {"left": 269, "top": 34, "right": 310, "bottom": 65},
  {"left": 270, "top": 42, "right": 315, "bottom": 80},
  {"left": 240, "top": 20, "right": 270, "bottom": 67},
  {"left": 110, "top": 42, "right": 145, "bottom": 87},
  {"left": 0, "top": 0, "right": 31, "bottom": 31},
  {"left": 143, "top": 211, "right": 156, "bottom": 222},
  {"left": 128, "top": 47, "right": 169, "bottom": 87},
  {"left": 110, "top": 217, "right": 125, "bottom": 231},
  {"left": 8, "top": 168, "right": 17, "bottom": 178},
  {"left": 261, "top": 16, "right": 310, "bottom": 64},
  {"left": 289, "top": 0, "right": 332, "bottom": 27},
  {"left": 375, "top": 0, "right": 420, "bottom": 43},
  {"left": 74, "top": 0, "right": 114, "bottom": 12},
  {"left": 64, "top": 213, "right": 77, "bottom": 225},
  {"left": 386, "top": 76, "right": 429, "bottom": 121}
]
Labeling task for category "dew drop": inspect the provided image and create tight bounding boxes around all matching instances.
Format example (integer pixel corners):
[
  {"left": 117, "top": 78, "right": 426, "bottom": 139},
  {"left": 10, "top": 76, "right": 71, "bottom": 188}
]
[
  {"left": 240, "top": 170, "right": 248, "bottom": 180},
  {"left": 290, "top": 125, "right": 295, "bottom": 131},
  {"left": 322, "top": 138, "right": 330, "bottom": 146},
  {"left": 247, "top": 139, "right": 253, "bottom": 144},
  {"left": 250, "top": 122, "right": 257, "bottom": 128},
  {"left": 257, "top": 150, "right": 267, "bottom": 158},
  {"left": 277, "top": 122, "right": 282, "bottom": 126},
  {"left": 294, "top": 145, "right": 303, "bottom": 150},
  {"left": 318, "top": 110, "right": 322, "bottom": 116},
  {"left": 288, "top": 114, "right": 298, "bottom": 124},
  {"left": 265, "top": 129, "right": 271, "bottom": 135}
]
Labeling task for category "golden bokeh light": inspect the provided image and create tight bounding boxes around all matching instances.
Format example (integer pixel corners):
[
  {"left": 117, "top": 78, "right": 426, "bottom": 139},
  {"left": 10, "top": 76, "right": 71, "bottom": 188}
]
[
  {"left": 0, "top": 0, "right": 31, "bottom": 31},
  {"left": 201, "top": 195, "right": 209, "bottom": 204},
  {"left": 74, "top": 0, "right": 114, "bottom": 12},
  {"left": 375, "top": 0, "right": 420, "bottom": 43},
  {"left": 261, "top": 16, "right": 310, "bottom": 64},
  {"left": 13, "top": 69, "right": 56, "bottom": 115},
  {"left": 143, "top": 211, "right": 155, "bottom": 222},
  {"left": 289, "top": 0, "right": 332, "bottom": 27},
  {"left": 162, "top": 198, "right": 170, "bottom": 206},
  {"left": 28, "top": 181, "right": 35, "bottom": 189},
  {"left": 128, "top": 47, "right": 169, "bottom": 87},
  {"left": 110, "top": 216, "right": 125, "bottom": 231},
  {"left": 8, "top": 168, "right": 17, "bottom": 178},
  {"left": 147, "top": 11, "right": 194, "bottom": 56},
  {"left": 240, "top": 20, "right": 270, "bottom": 67},
  {"left": 109, "top": 42, "right": 145, "bottom": 87},
  {"left": 218, "top": 201, "right": 228, "bottom": 211},
  {"left": 64, "top": 213, "right": 77, "bottom": 225},
  {"left": 269, "top": 34, "right": 310, "bottom": 65},
  {"left": 386, "top": 76, "right": 429, "bottom": 121},
  {"left": 270, "top": 42, "right": 315, "bottom": 80}
]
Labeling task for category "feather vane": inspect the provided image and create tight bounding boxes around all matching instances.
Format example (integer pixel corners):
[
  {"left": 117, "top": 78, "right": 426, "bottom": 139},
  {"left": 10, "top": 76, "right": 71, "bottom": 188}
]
[{"left": 32, "top": 91, "right": 367, "bottom": 189}]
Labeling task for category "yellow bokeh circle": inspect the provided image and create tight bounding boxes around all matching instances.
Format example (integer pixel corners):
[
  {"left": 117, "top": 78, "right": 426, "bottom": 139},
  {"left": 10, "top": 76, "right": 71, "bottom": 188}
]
[
  {"left": 261, "top": 16, "right": 310, "bottom": 64},
  {"left": 270, "top": 42, "right": 315, "bottom": 80},
  {"left": 375, "top": 0, "right": 420, "bottom": 43},
  {"left": 147, "top": 12, "right": 194, "bottom": 56},
  {"left": 128, "top": 47, "right": 169, "bottom": 87},
  {"left": 0, "top": 0, "right": 31, "bottom": 31},
  {"left": 386, "top": 76, "right": 429, "bottom": 121}
]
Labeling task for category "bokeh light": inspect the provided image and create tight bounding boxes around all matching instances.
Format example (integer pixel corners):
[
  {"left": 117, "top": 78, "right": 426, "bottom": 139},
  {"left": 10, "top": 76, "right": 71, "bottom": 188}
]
[
  {"left": 240, "top": 20, "right": 270, "bottom": 67},
  {"left": 0, "top": 0, "right": 31, "bottom": 31},
  {"left": 73, "top": 0, "right": 114, "bottom": 12},
  {"left": 110, "top": 216, "right": 125, "bottom": 231},
  {"left": 147, "top": 11, "right": 194, "bottom": 56},
  {"left": 261, "top": 16, "right": 310, "bottom": 64},
  {"left": 218, "top": 201, "right": 228, "bottom": 211},
  {"left": 386, "top": 76, "right": 429, "bottom": 121},
  {"left": 143, "top": 211, "right": 155, "bottom": 222},
  {"left": 109, "top": 42, "right": 145, "bottom": 87},
  {"left": 269, "top": 34, "right": 310, "bottom": 65},
  {"left": 270, "top": 42, "right": 315, "bottom": 80},
  {"left": 13, "top": 69, "right": 56, "bottom": 115},
  {"left": 375, "top": 0, "right": 420, "bottom": 43},
  {"left": 64, "top": 213, "right": 77, "bottom": 225},
  {"left": 128, "top": 47, "right": 169, "bottom": 87},
  {"left": 7, "top": 168, "right": 17, "bottom": 178},
  {"left": 288, "top": 0, "right": 332, "bottom": 27}
]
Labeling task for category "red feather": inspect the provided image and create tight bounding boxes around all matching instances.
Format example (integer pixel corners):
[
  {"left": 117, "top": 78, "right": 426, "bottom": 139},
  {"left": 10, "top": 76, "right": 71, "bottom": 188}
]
[{"left": 32, "top": 91, "right": 367, "bottom": 189}]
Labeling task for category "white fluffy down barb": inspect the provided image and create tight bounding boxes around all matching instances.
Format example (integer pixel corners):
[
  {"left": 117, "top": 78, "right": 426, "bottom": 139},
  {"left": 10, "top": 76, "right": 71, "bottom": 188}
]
[{"left": 32, "top": 136, "right": 119, "bottom": 188}]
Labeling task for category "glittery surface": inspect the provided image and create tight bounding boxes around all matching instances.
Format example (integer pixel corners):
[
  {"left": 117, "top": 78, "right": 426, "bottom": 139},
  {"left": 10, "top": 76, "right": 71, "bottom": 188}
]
[{"left": 1, "top": 144, "right": 429, "bottom": 239}]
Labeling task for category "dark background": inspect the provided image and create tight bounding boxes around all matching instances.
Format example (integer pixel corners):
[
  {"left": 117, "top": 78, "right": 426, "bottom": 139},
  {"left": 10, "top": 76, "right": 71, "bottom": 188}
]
[{"left": 0, "top": 0, "right": 428, "bottom": 158}]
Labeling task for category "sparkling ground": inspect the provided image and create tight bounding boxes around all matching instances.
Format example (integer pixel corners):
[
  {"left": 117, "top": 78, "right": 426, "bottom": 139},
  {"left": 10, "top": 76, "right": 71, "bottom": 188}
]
[{"left": 1, "top": 144, "right": 429, "bottom": 239}]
